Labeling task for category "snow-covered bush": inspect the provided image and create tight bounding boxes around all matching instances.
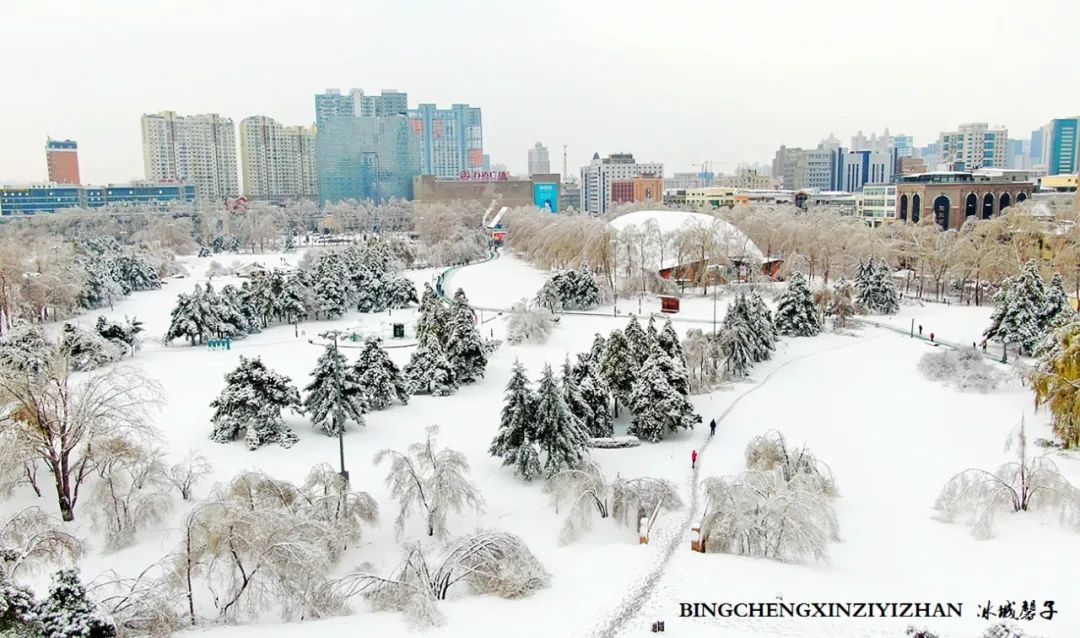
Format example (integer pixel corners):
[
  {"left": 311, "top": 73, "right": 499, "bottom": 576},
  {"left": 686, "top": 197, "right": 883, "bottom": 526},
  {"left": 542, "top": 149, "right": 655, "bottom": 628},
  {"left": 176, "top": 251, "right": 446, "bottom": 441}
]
[
  {"left": 586, "top": 436, "right": 641, "bottom": 449},
  {"left": 701, "top": 469, "right": 839, "bottom": 562},
  {"left": 34, "top": 568, "right": 117, "bottom": 638},
  {"left": 506, "top": 299, "right": 554, "bottom": 345},
  {"left": 375, "top": 426, "right": 484, "bottom": 539},
  {"left": 166, "top": 451, "right": 212, "bottom": 500},
  {"left": 336, "top": 532, "right": 549, "bottom": 629},
  {"left": 918, "top": 348, "right": 1004, "bottom": 392},
  {"left": 934, "top": 418, "right": 1080, "bottom": 539},
  {"left": 206, "top": 260, "right": 232, "bottom": 278},
  {"left": 744, "top": 430, "right": 838, "bottom": 497},
  {"left": 89, "top": 438, "right": 173, "bottom": 551},
  {"left": 0, "top": 508, "right": 82, "bottom": 579},
  {"left": 209, "top": 356, "right": 303, "bottom": 450},
  {"left": 534, "top": 264, "right": 602, "bottom": 311},
  {"left": 95, "top": 316, "right": 143, "bottom": 357},
  {"left": 60, "top": 323, "right": 123, "bottom": 371}
]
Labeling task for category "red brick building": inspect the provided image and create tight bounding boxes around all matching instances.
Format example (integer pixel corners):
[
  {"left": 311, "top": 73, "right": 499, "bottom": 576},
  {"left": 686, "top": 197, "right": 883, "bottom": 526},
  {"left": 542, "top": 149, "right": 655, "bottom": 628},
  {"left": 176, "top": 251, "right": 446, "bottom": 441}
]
[{"left": 896, "top": 172, "right": 1032, "bottom": 230}]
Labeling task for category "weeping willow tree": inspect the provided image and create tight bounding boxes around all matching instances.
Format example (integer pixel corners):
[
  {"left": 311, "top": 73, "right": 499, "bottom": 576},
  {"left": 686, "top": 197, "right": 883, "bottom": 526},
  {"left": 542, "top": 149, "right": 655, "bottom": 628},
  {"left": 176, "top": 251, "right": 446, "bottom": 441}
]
[{"left": 1032, "top": 319, "right": 1080, "bottom": 448}]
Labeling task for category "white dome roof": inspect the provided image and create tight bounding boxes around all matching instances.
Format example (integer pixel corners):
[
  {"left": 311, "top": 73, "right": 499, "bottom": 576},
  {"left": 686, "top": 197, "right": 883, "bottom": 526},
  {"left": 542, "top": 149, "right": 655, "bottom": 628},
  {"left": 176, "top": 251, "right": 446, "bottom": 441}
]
[{"left": 608, "top": 210, "right": 764, "bottom": 266}]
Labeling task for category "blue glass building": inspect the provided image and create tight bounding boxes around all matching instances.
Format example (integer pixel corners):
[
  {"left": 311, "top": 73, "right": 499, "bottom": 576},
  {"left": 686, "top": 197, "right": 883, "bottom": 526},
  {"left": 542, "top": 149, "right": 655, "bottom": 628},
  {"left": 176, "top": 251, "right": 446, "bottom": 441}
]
[
  {"left": 1, "top": 182, "right": 197, "bottom": 215},
  {"left": 315, "top": 115, "right": 420, "bottom": 205},
  {"left": 1046, "top": 118, "right": 1079, "bottom": 176},
  {"left": 406, "top": 104, "right": 483, "bottom": 178}
]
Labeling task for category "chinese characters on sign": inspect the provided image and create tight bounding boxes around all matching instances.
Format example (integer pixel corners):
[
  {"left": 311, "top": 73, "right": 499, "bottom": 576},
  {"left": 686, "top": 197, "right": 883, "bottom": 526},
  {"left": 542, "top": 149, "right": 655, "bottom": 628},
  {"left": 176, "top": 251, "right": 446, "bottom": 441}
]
[
  {"left": 459, "top": 170, "right": 509, "bottom": 181},
  {"left": 977, "top": 600, "right": 1057, "bottom": 622}
]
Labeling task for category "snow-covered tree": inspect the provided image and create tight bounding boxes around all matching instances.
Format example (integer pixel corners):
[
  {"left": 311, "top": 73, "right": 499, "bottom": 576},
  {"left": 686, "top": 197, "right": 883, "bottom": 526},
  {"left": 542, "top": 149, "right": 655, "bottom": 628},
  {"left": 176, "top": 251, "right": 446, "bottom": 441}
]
[
  {"left": 744, "top": 430, "right": 838, "bottom": 497},
  {"left": 701, "top": 469, "right": 839, "bottom": 563},
  {"left": 534, "top": 264, "right": 602, "bottom": 311},
  {"left": 34, "top": 568, "right": 117, "bottom": 638},
  {"left": 719, "top": 316, "right": 755, "bottom": 379},
  {"left": 623, "top": 317, "right": 652, "bottom": 366},
  {"left": 311, "top": 252, "right": 351, "bottom": 319},
  {"left": 488, "top": 361, "right": 541, "bottom": 480},
  {"left": 59, "top": 324, "right": 123, "bottom": 372},
  {"left": 304, "top": 341, "right": 367, "bottom": 436},
  {"left": 858, "top": 259, "right": 899, "bottom": 315},
  {"left": 984, "top": 261, "right": 1046, "bottom": 354},
  {"left": 1039, "top": 272, "right": 1073, "bottom": 331},
  {"left": 95, "top": 316, "right": 143, "bottom": 357},
  {"left": 570, "top": 343, "right": 613, "bottom": 437},
  {"left": 414, "top": 283, "right": 448, "bottom": 345},
  {"left": 1033, "top": 317, "right": 1080, "bottom": 447},
  {"left": 0, "top": 322, "right": 53, "bottom": 374},
  {"left": 354, "top": 337, "right": 410, "bottom": 410},
  {"left": 627, "top": 345, "right": 700, "bottom": 442},
  {"left": 775, "top": 272, "right": 822, "bottom": 337},
  {"left": 336, "top": 532, "right": 549, "bottom": 629},
  {"left": 386, "top": 276, "right": 419, "bottom": 309},
  {"left": 375, "top": 426, "right": 484, "bottom": 538},
  {"left": 0, "top": 507, "right": 82, "bottom": 579},
  {"left": 600, "top": 329, "right": 636, "bottom": 414},
  {"left": 918, "top": 348, "right": 1003, "bottom": 392},
  {"left": 403, "top": 332, "right": 457, "bottom": 397},
  {"left": 88, "top": 438, "right": 172, "bottom": 551},
  {"left": 445, "top": 288, "right": 486, "bottom": 383},
  {"left": 828, "top": 278, "right": 857, "bottom": 328},
  {"left": 533, "top": 364, "right": 589, "bottom": 477},
  {"left": 853, "top": 259, "right": 873, "bottom": 301},
  {"left": 934, "top": 417, "right": 1080, "bottom": 539},
  {"left": 505, "top": 299, "right": 554, "bottom": 345},
  {"left": 163, "top": 290, "right": 206, "bottom": 346},
  {"left": 166, "top": 452, "right": 212, "bottom": 501},
  {"left": 209, "top": 356, "right": 303, "bottom": 450}
]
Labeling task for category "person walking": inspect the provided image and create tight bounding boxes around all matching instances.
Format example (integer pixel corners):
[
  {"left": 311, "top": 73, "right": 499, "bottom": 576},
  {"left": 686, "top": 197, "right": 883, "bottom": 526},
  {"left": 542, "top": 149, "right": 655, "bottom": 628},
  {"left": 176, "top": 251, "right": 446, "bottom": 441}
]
[
  {"left": 929, "top": 332, "right": 935, "bottom": 343},
  {"left": 691, "top": 449, "right": 698, "bottom": 469},
  {"left": 918, "top": 324, "right": 923, "bottom": 336},
  {"left": 709, "top": 419, "right": 716, "bottom": 437},
  {"left": 981, "top": 341, "right": 988, "bottom": 353}
]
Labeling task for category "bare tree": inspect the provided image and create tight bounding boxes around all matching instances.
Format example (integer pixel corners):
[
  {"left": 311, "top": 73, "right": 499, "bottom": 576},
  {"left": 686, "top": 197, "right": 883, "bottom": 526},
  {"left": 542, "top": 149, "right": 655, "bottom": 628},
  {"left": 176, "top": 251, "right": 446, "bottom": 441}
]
[
  {"left": 0, "top": 507, "right": 82, "bottom": 579},
  {"left": 89, "top": 560, "right": 183, "bottom": 637},
  {"left": 934, "top": 417, "right": 1080, "bottom": 539},
  {"left": 89, "top": 437, "right": 174, "bottom": 551},
  {"left": 166, "top": 451, "right": 212, "bottom": 501},
  {"left": 375, "top": 426, "right": 484, "bottom": 539},
  {"left": 0, "top": 354, "right": 163, "bottom": 521},
  {"left": 744, "top": 430, "right": 838, "bottom": 497}
]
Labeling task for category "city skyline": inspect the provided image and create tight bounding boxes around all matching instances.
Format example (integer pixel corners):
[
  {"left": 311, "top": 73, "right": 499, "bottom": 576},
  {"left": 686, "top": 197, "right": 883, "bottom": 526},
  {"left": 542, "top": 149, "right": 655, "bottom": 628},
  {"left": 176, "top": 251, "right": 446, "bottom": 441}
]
[{"left": 2, "top": 0, "right": 1079, "bottom": 185}]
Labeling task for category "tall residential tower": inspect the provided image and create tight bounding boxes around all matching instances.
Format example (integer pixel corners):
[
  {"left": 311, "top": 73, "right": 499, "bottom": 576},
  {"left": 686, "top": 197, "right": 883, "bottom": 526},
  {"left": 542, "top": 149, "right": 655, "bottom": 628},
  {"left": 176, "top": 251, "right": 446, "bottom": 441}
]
[
  {"left": 239, "top": 116, "right": 318, "bottom": 201},
  {"left": 141, "top": 111, "right": 238, "bottom": 202}
]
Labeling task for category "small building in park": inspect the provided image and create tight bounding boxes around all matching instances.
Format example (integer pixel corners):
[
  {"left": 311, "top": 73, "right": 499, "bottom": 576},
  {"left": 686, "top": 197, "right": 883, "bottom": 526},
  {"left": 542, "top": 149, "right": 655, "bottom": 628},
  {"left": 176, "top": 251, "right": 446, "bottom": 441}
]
[{"left": 895, "top": 171, "right": 1033, "bottom": 231}]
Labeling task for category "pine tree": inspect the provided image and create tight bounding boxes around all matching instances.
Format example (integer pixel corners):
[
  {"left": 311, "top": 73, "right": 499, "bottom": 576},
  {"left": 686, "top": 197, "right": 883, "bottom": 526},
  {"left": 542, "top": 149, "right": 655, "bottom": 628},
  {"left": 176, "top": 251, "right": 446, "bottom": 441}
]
[
  {"left": 445, "top": 288, "right": 487, "bottom": 383},
  {"left": 628, "top": 346, "right": 700, "bottom": 442},
  {"left": 859, "top": 260, "right": 899, "bottom": 315},
  {"left": 489, "top": 360, "right": 542, "bottom": 480},
  {"left": 403, "top": 331, "right": 457, "bottom": 396},
  {"left": 658, "top": 319, "right": 686, "bottom": 365},
  {"left": 312, "top": 252, "right": 350, "bottom": 319},
  {"left": 533, "top": 363, "right": 588, "bottom": 476},
  {"left": 600, "top": 329, "right": 636, "bottom": 414},
  {"left": 562, "top": 357, "right": 595, "bottom": 437},
  {"left": 415, "top": 283, "right": 448, "bottom": 345},
  {"left": 571, "top": 344, "right": 614, "bottom": 438},
  {"left": 354, "top": 337, "right": 410, "bottom": 410},
  {"left": 623, "top": 317, "right": 651, "bottom": 366},
  {"left": 59, "top": 324, "right": 122, "bottom": 371},
  {"left": 720, "top": 317, "right": 755, "bottom": 378},
  {"left": 33, "top": 569, "right": 116, "bottom": 638},
  {"left": 853, "top": 259, "right": 873, "bottom": 301},
  {"left": 985, "top": 261, "right": 1046, "bottom": 353},
  {"left": 304, "top": 342, "right": 367, "bottom": 436},
  {"left": 1040, "top": 272, "right": 1073, "bottom": 331},
  {"left": 282, "top": 271, "right": 309, "bottom": 326},
  {"left": 215, "top": 284, "right": 251, "bottom": 337},
  {"left": 571, "top": 262, "right": 602, "bottom": 309},
  {"left": 775, "top": 272, "right": 822, "bottom": 337},
  {"left": 387, "top": 276, "right": 418, "bottom": 309},
  {"left": 749, "top": 291, "right": 777, "bottom": 355},
  {"left": 210, "top": 356, "right": 303, "bottom": 450},
  {"left": 164, "top": 290, "right": 206, "bottom": 345}
]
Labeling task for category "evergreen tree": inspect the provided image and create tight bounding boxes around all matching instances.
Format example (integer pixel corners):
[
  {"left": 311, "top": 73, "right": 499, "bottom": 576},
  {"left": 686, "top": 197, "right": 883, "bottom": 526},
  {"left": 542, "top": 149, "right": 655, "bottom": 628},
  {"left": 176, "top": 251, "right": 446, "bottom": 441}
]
[
  {"left": 658, "top": 319, "right": 686, "bottom": 365},
  {"left": 720, "top": 317, "right": 755, "bottom": 378},
  {"left": 210, "top": 356, "right": 303, "bottom": 449},
  {"left": 623, "top": 317, "right": 651, "bottom": 366},
  {"left": 445, "top": 288, "right": 487, "bottom": 383},
  {"left": 312, "top": 252, "right": 350, "bottom": 319},
  {"left": 304, "top": 342, "right": 367, "bottom": 436},
  {"left": 95, "top": 315, "right": 143, "bottom": 356},
  {"left": 387, "top": 276, "right": 418, "bottom": 309},
  {"left": 282, "top": 271, "right": 309, "bottom": 326},
  {"left": 0, "top": 572, "right": 37, "bottom": 635},
  {"left": 749, "top": 291, "right": 777, "bottom": 355},
  {"left": 775, "top": 272, "right": 822, "bottom": 337},
  {"left": 562, "top": 357, "right": 594, "bottom": 437},
  {"left": 600, "top": 329, "right": 636, "bottom": 414},
  {"left": 354, "top": 337, "right": 410, "bottom": 410},
  {"left": 853, "top": 259, "right": 873, "bottom": 301},
  {"left": 415, "top": 283, "right": 448, "bottom": 345},
  {"left": 1040, "top": 272, "right": 1073, "bottom": 331},
  {"left": 33, "top": 569, "right": 116, "bottom": 638},
  {"left": 236, "top": 281, "right": 264, "bottom": 333},
  {"left": 533, "top": 363, "right": 588, "bottom": 476},
  {"left": 403, "top": 332, "right": 457, "bottom": 396},
  {"left": 859, "top": 259, "right": 900, "bottom": 315},
  {"left": 214, "top": 284, "right": 251, "bottom": 337},
  {"left": 627, "top": 346, "right": 700, "bottom": 442},
  {"left": 571, "top": 342, "right": 614, "bottom": 437},
  {"left": 489, "top": 360, "right": 541, "bottom": 480},
  {"left": 985, "top": 261, "right": 1046, "bottom": 353},
  {"left": 571, "top": 262, "right": 602, "bottom": 309},
  {"left": 59, "top": 324, "right": 122, "bottom": 371},
  {"left": 164, "top": 290, "right": 206, "bottom": 345}
]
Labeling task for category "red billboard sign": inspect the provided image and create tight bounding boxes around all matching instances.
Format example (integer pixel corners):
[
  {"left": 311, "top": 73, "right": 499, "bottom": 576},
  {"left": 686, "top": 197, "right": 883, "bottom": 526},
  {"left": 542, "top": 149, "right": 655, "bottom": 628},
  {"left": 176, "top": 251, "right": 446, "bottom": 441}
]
[{"left": 459, "top": 170, "right": 509, "bottom": 181}]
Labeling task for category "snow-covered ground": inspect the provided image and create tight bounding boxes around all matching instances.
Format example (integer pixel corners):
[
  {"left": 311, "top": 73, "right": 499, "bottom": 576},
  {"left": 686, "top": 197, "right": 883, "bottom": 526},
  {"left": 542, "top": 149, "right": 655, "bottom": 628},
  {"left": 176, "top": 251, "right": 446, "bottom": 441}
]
[{"left": 7, "top": 249, "right": 1078, "bottom": 638}]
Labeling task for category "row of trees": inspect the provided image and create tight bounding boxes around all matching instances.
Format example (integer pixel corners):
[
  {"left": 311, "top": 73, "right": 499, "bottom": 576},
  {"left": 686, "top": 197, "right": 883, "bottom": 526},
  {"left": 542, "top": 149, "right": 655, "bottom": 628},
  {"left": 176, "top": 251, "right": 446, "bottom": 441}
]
[
  {"left": 402, "top": 285, "right": 489, "bottom": 397},
  {"left": 535, "top": 264, "right": 603, "bottom": 312},
  {"left": 985, "top": 260, "right": 1074, "bottom": 354}
]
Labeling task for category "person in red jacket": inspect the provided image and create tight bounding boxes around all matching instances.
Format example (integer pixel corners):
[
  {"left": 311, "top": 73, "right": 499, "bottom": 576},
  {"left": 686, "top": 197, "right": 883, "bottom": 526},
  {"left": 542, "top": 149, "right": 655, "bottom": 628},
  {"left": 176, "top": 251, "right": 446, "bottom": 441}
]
[{"left": 691, "top": 449, "right": 698, "bottom": 469}]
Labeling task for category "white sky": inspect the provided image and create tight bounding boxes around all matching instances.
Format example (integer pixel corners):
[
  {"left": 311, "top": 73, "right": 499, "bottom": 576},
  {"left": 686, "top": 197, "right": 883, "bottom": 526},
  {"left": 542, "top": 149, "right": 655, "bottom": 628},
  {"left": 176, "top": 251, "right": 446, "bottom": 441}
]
[{"left": 2, "top": 0, "right": 1078, "bottom": 185}]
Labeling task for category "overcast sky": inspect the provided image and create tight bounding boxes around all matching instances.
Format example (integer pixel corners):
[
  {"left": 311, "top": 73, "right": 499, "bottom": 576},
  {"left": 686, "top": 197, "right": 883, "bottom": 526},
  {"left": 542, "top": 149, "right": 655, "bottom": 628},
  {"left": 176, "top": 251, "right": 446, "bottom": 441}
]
[{"left": 2, "top": 0, "right": 1078, "bottom": 185}]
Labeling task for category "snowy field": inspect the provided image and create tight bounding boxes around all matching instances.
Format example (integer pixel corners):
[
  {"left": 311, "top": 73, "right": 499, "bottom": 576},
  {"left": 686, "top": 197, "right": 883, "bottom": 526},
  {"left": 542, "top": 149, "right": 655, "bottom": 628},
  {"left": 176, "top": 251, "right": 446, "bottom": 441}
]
[{"left": 7, "top": 250, "right": 1078, "bottom": 638}]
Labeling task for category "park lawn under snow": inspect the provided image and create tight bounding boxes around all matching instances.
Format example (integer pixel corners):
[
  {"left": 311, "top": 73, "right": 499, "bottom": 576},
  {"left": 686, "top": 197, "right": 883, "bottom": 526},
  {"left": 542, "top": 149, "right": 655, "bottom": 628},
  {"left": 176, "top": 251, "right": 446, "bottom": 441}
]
[{"left": 8, "top": 250, "right": 1079, "bottom": 638}]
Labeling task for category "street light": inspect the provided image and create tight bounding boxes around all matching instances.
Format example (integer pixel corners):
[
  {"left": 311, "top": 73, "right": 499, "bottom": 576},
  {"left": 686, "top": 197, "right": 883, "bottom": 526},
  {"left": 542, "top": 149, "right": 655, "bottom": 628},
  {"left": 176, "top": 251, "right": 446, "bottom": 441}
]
[
  {"left": 319, "top": 329, "right": 349, "bottom": 484},
  {"left": 609, "top": 238, "right": 619, "bottom": 316}
]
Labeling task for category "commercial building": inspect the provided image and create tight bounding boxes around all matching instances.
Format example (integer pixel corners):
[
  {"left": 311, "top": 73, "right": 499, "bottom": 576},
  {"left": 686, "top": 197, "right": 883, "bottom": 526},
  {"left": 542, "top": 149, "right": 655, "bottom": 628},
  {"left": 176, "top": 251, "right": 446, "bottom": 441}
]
[
  {"left": 315, "top": 89, "right": 356, "bottom": 130},
  {"left": 406, "top": 104, "right": 483, "bottom": 178},
  {"left": 896, "top": 172, "right": 1032, "bottom": 230},
  {"left": 771, "top": 146, "right": 803, "bottom": 189},
  {"left": 239, "top": 116, "right": 318, "bottom": 201},
  {"left": 664, "top": 172, "right": 713, "bottom": 190},
  {"left": 1, "top": 181, "right": 197, "bottom": 215},
  {"left": 355, "top": 89, "right": 408, "bottom": 117},
  {"left": 1037, "top": 174, "right": 1077, "bottom": 192},
  {"left": 560, "top": 181, "right": 581, "bottom": 211},
  {"left": 1040, "top": 117, "right": 1079, "bottom": 176},
  {"left": 528, "top": 142, "right": 550, "bottom": 176},
  {"left": 141, "top": 111, "right": 238, "bottom": 203},
  {"left": 833, "top": 148, "right": 894, "bottom": 192},
  {"left": 899, "top": 157, "right": 928, "bottom": 175},
  {"left": 857, "top": 184, "right": 898, "bottom": 227},
  {"left": 715, "top": 166, "right": 772, "bottom": 190},
  {"left": 45, "top": 139, "right": 80, "bottom": 184},
  {"left": 893, "top": 135, "right": 914, "bottom": 159},
  {"left": 316, "top": 115, "right": 419, "bottom": 205},
  {"left": 938, "top": 123, "right": 1008, "bottom": 169},
  {"left": 580, "top": 152, "right": 663, "bottom": 215},
  {"left": 686, "top": 187, "right": 739, "bottom": 209},
  {"left": 413, "top": 173, "right": 562, "bottom": 210}
]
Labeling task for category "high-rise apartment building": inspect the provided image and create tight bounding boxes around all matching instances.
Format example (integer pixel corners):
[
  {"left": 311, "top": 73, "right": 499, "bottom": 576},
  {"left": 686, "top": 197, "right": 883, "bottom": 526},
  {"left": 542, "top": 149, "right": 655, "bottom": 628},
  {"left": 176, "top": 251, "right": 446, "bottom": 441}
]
[
  {"left": 580, "top": 152, "right": 663, "bottom": 215},
  {"left": 771, "top": 146, "right": 804, "bottom": 190},
  {"left": 355, "top": 89, "right": 408, "bottom": 117},
  {"left": 141, "top": 111, "right": 239, "bottom": 203},
  {"left": 938, "top": 123, "right": 1008, "bottom": 169},
  {"left": 239, "top": 116, "right": 318, "bottom": 201},
  {"left": 45, "top": 139, "right": 80, "bottom": 184},
  {"left": 1041, "top": 117, "right": 1079, "bottom": 176},
  {"left": 315, "top": 89, "right": 356, "bottom": 130},
  {"left": 528, "top": 142, "right": 550, "bottom": 176},
  {"left": 315, "top": 114, "right": 419, "bottom": 205},
  {"left": 833, "top": 149, "right": 894, "bottom": 192},
  {"left": 406, "top": 104, "right": 483, "bottom": 178},
  {"left": 893, "top": 135, "right": 914, "bottom": 159}
]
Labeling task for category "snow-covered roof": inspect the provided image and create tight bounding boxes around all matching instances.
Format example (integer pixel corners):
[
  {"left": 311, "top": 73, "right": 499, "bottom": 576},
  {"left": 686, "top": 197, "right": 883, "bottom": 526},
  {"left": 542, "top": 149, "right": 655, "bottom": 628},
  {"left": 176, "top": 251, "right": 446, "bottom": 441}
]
[{"left": 608, "top": 209, "right": 764, "bottom": 267}]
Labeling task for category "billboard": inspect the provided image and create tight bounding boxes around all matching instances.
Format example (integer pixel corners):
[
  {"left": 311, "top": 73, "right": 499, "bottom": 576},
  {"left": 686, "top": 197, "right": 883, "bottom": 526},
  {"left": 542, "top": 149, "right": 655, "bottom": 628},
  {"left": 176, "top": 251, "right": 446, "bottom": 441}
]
[{"left": 533, "top": 182, "right": 559, "bottom": 213}]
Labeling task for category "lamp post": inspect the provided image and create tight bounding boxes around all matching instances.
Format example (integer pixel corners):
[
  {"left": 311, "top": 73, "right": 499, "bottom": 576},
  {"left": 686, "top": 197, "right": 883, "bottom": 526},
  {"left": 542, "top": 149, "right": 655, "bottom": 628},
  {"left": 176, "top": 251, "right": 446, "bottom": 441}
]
[
  {"left": 910, "top": 317, "right": 915, "bottom": 338},
  {"left": 610, "top": 238, "right": 619, "bottom": 316},
  {"left": 712, "top": 276, "right": 718, "bottom": 336},
  {"left": 320, "top": 329, "right": 349, "bottom": 484},
  {"left": 1002, "top": 340, "right": 1008, "bottom": 364}
]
